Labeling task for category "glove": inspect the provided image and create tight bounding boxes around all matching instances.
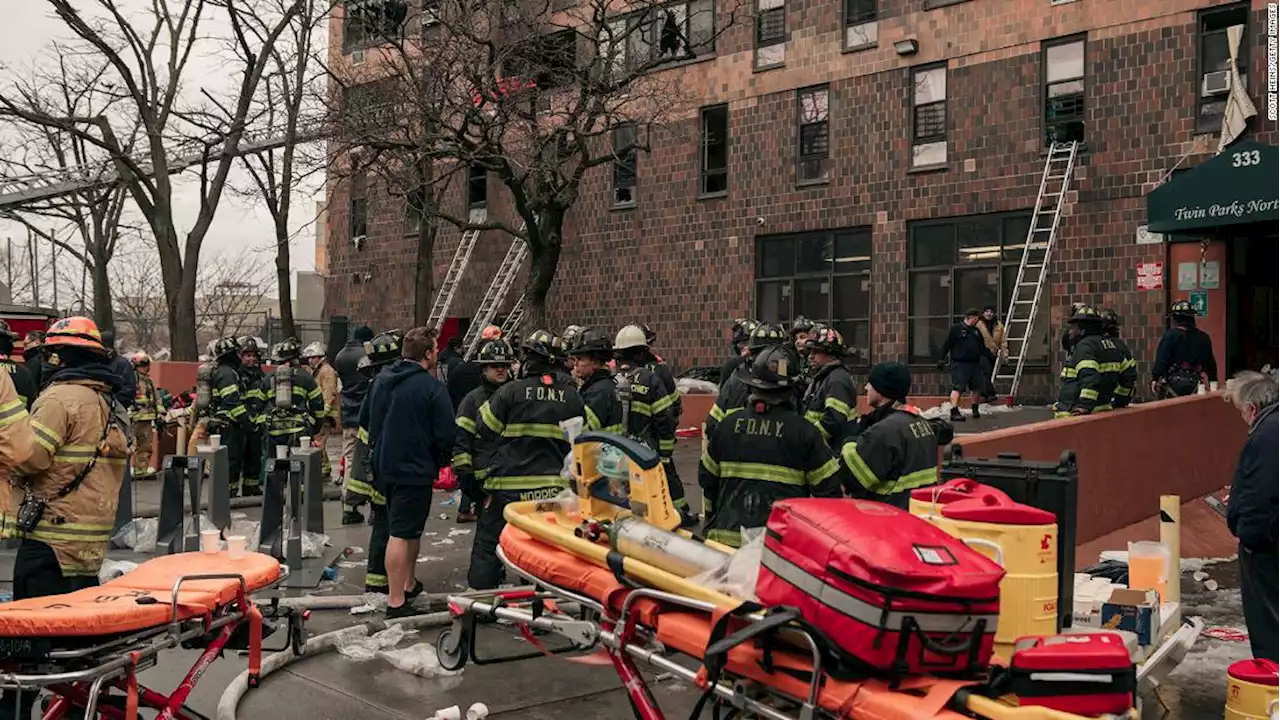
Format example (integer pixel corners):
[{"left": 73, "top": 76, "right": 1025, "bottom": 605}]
[{"left": 459, "top": 471, "right": 486, "bottom": 504}]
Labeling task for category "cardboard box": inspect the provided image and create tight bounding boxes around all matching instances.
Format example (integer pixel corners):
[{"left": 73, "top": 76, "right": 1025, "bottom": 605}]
[{"left": 1071, "top": 587, "right": 1160, "bottom": 646}]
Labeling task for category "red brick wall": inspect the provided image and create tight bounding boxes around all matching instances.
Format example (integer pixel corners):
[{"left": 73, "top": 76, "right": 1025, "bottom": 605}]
[{"left": 324, "top": 0, "right": 1277, "bottom": 396}]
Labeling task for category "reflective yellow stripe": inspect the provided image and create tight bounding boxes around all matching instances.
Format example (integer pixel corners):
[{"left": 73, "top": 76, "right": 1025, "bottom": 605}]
[
  {"left": 215, "top": 384, "right": 238, "bottom": 398},
  {"left": 602, "top": 423, "right": 624, "bottom": 434},
  {"left": 485, "top": 474, "right": 567, "bottom": 490},
  {"left": 824, "top": 396, "right": 853, "bottom": 419},
  {"left": 456, "top": 415, "right": 477, "bottom": 434},
  {"left": 1093, "top": 404, "right": 1113, "bottom": 413},
  {"left": 658, "top": 438, "right": 676, "bottom": 453},
  {"left": 1054, "top": 411, "right": 1072, "bottom": 419},
  {"left": 803, "top": 410, "right": 831, "bottom": 439},
  {"left": 889, "top": 466, "right": 939, "bottom": 494},
  {"left": 227, "top": 405, "right": 247, "bottom": 418},
  {"left": 364, "top": 573, "right": 388, "bottom": 588},
  {"left": 131, "top": 411, "right": 157, "bottom": 421},
  {"left": 53, "top": 443, "right": 98, "bottom": 464},
  {"left": 702, "top": 496, "right": 715, "bottom": 516},
  {"left": 708, "top": 404, "right": 725, "bottom": 422},
  {"left": 718, "top": 461, "right": 804, "bottom": 486},
  {"left": 1075, "top": 360, "right": 1100, "bottom": 371},
  {"left": 841, "top": 442, "right": 882, "bottom": 492},
  {"left": 1098, "top": 362, "right": 1124, "bottom": 373},
  {"left": 1114, "top": 386, "right": 1132, "bottom": 396},
  {"left": 0, "top": 398, "right": 27, "bottom": 426},
  {"left": 476, "top": 468, "right": 490, "bottom": 481},
  {"left": 700, "top": 452, "right": 720, "bottom": 476},
  {"left": 652, "top": 392, "right": 676, "bottom": 415},
  {"left": 31, "top": 420, "right": 61, "bottom": 453},
  {"left": 1079, "top": 388, "right": 1099, "bottom": 400},
  {"left": 357, "top": 427, "right": 369, "bottom": 443},
  {"left": 707, "top": 528, "right": 742, "bottom": 548},
  {"left": 502, "top": 422, "right": 564, "bottom": 440},
  {"left": 584, "top": 406, "right": 601, "bottom": 432},
  {"left": 806, "top": 457, "right": 839, "bottom": 485},
  {"left": 479, "top": 402, "right": 504, "bottom": 434},
  {"left": 453, "top": 452, "right": 473, "bottom": 467},
  {"left": 1060, "top": 367, "right": 1078, "bottom": 379},
  {"left": 629, "top": 401, "right": 653, "bottom": 416},
  {"left": 674, "top": 497, "right": 689, "bottom": 510}
]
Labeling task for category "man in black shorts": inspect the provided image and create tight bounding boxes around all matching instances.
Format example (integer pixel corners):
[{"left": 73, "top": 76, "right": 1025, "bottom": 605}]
[
  {"left": 938, "top": 308, "right": 987, "bottom": 422},
  {"left": 365, "top": 327, "right": 456, "bottom": 618}
]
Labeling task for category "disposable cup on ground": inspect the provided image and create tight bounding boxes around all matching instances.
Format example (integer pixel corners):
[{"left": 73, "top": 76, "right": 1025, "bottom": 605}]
[
  {"left": 433, "top": 706, "right": 461, "bottom": 720},
  {"left": 227, "top": 535, "right": 248, "bottom": 560},
  {"left": 200, "top": 530, "right": 221, "bottom": 554},
  {"left": 466, "top": 703, "right": 489, "bottom": 720}
]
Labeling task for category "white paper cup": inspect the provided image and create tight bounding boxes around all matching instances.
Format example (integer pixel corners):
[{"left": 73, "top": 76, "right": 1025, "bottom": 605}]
[
  {"left": 200, "top": 530, "right": 222, "bottom": 554},
  {"left": 466, "top": 703, "right": 489, "bottom": 720},
  {"left": 276, "top": 445, "right": 290, "bottom": 460},
  {"left": 226, "top": 535, "right": 248, "bottom": 560},
  {"left": 299, "top": 436, "right": 312, "bottom": 449},
  {"left": 209, "top": 434, "right": 222, "bottom": 448},
  {"left": 433, "top": 706, "right": 461, "bottom": 720},
  {"left": 1210, "top": 381, "right": 1219, "bottom": 392}
]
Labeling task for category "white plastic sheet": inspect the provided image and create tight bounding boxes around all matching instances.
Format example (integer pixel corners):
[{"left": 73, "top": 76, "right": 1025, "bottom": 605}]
[{"left": 688, "top": 527, "right": 765, "bottom": 601}]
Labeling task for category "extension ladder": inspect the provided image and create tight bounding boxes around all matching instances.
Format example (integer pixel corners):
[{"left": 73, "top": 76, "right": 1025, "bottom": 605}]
[
  {"left": 463, "top": 236, "right": 527, "bottom": 359},
  {"left": 993, "top": 140, "right": 1080, "bottom": 403},
  {"left": 501, "top": 295, "right": 526, "bottom": 335},
  {"left": 427, "top": 228, "right": 482, "bottom": 332}
]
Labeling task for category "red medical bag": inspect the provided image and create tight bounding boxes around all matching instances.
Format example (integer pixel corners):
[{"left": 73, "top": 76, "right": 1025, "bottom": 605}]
[
  {"left": 1008, "top": 633, "right": 1136, "bottom": 715},
  {"left": 756, "top": 498, "right": 1005, "bottom": 677}
]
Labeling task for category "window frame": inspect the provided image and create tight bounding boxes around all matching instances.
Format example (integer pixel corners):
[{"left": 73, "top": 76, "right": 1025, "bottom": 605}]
[
  {"left": 753, "top": 227, "right": 874, "bottom": 368},
  {"left": 841, "top": 0, "right": 877, "bottom": 50},
  {"left": 404, "top": 186, "right": 426, "bottom": 235},
  {"left": 796, "top": 85, "right": 830, "bottom": 185},
  {"left": 754, "top": 0, "right": 786, "bottom": 70},
  {"left": 343, "top": 0, "right": 407, "bottom": 53},
  {"left": 508, "top": 28, "right": 579, "bottom": 91},
  {"left": 467, "top": 164, "right": 488, "bottom": 210},
  {"left": 1195, "top": 2, "right": 1251, "bottom": 135},
  {"left": 612, "top": 122, "right": 639, "bottom": 207},
  {"left": 1041, "top": 35, "right": 1087, "bottom": 147},
  {"left": 699, "top": 104, "right": 729, "bottom": 196},
  {"left": 910, "top": 63, "right": 948, "bottom": 168},
  {"left": 349, "top": 197, "right": 368, "bottom": 243},
  {"left": 607, "top": 0, "right": 717, "bottom": 75},
  {"left": 906, "top": 212, "right": 1051, "bottom": 367}
]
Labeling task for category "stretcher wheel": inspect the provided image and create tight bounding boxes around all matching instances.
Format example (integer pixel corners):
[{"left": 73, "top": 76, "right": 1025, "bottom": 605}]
[{"left": 436, "top": 625, "right": 468, "bottom": 671}]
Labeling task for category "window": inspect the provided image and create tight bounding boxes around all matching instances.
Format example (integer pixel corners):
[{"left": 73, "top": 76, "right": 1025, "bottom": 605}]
[
  {"left": 421, "top": 0, "right": 440, "bottom": 26},
  {"left": 405, "top": 187, "right": 426, "bottom": 234},
  {"left": 604, "top": 0, "right": 715, "bottom": 75},
  {"left": 1043, "top": 38, "right": 1085, "bottom": 145},
  {"left": 342, "top": 80, "right": 397, "bottom": 141},
  {"left": 612, "top": 123, "right": 638, "bottom": 206},
  {"left": 911, "top": 64, "right": 947, "bottom": 167},
  {"left": 754, "top": 229, "right": 873, "bottom": 365},
  {"left": 754, "top": 0, "right": 785, "bottom": 68},
  {"left": 843, "top": 0, "right": 877, "bottom": 49},
  {"left": 699, "top": 105, "right": 729, "bottom": 195},
  {"left": 1196, "top": 3, "right": 1250, "bottom": 134},
  {"left": 343, "top": 0, "right": 408, "bottom": 51},
  {"left": 467, "top": 164, "right": 487, "bottom": 209},
  {"left": 508, "top": 29, "right": 578, "bottom": 90},
  {"left": 907, "top": 213, "right": 1050, "bottom": 365},
  {"left": 796, "top": 86, "right": 829, "bottom": 183},
  {"left": 349, "top": 174, "right": 369, "bottom": 243}
]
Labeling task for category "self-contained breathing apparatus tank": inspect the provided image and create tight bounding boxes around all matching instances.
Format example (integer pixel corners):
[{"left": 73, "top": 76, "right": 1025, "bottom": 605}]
[
  {"left": 273, "top": 365, "right": 294, "bottom": 410},
  {"left": 195, "top": 363, "right": 215, "bottom": 411},
  {"left": 615, "top": 372, "right": 632, "bottom": 431}
]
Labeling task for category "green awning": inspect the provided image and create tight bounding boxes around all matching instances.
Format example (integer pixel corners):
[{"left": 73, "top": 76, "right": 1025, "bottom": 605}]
[{"left": 1146, "top": 140, "right": 1279, "bottom": 235}]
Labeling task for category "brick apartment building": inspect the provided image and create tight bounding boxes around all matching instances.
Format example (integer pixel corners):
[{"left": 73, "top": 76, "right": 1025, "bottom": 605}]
[{"left": 325, "top": 0, "right": 1278, "bottom": 399}]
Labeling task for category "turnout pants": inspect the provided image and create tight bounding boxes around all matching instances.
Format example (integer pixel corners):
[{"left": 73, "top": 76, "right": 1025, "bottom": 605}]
[
  {"left": 132, "top": 422, "right": 156, "bottom": 479},
  {"left": 365, "top": 501, "right": 390, "bottom": 593},
  {"left": 314, "top": 422, "right": 334, "bottom": 477},
  {"left": 242, "top": 428, "right": 264, "bottom": 490},
  {"left": 468, "top": 487, "right": 561, "bottom": 590},
  {"left": 1240, "top": 545, "right": 1279, "bottom": 662}
]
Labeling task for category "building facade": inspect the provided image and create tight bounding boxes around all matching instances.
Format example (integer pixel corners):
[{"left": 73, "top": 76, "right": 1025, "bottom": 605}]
[{"left": 325, "top": 0, "right": 1278, "bottom": 399}]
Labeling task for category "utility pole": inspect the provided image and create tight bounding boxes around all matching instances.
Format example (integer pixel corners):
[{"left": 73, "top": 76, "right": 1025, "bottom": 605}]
[
  {"left": 51, "top": 244, "right": 59, "bottom": 312},
  {"left": 4, "top": 237, "right": 10, "bottom": 298}
]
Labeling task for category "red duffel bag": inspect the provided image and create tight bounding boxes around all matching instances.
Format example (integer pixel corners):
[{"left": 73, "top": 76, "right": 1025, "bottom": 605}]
[{"left": 756, "top": 498, "right": 1005, "bottom": 677}]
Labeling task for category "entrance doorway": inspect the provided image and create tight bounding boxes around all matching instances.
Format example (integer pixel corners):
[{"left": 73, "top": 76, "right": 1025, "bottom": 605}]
[{"left": 1226, "top": 235, "right": 1279, "bottom": 374}]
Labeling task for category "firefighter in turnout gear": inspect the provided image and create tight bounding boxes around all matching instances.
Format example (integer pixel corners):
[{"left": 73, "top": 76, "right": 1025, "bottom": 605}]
[
  {"left": 721, "top": 318, "right": 757, "bottom": 387},
  {"left": 205, "top": 336, "right": 252, "bottom": 496},
  {"left": 237, "top": 338, "right": 267, "bottom": 496},
  {"left": 452, "top": 339, "right": 515, "bottom": 525},
  {"left": 638, "top": 322, "right": 682, "bottom": 457},
  {"left": 468, "top": 330, "right": 586, "bottom": 590},
  {"left": 353, "top": 330, "right": 402, "bottom": 591},
  {"left": 560, "top": 325, "right": 585, "bottom": 379},
  {"left": 261, "top": 338, "right": 324, "bottom": 454},
  {"left": 802, "top": 326, "right": 859, "bottom": 447},
  {"left": 302, "top": 341, "right": 339, "bottom": 479},
  {"left": 568, "top": 329, "right": 624, "bottom": 434},
  {"left": 840, "top": 362, "right": 951, "bottom": 508},
  {"left": 129, "top": 352, "right": 162, "bottom": 480},
  {"left": 705, "top": 323, "right": 787, "bottom": 439},
  {"left": 1152, "top": 299, "right": 1218, "bottom": 398},
  {"left": 614, "top": 324, "right": 689, "bottom": 519},
  {"left": 0, "top": 320, "right": 34, "bottom": 409},
  {"left": 790, "top": 316, "right": 815, "bottom": 353},
  {"left": 699, "top": 344, "right": 843, "bottom": 547},
  {"left": 1055, "top": 306, "right": 1125, "bottom": 418},
  {"left": 1101, "top": 309, "right": 1138, "bottom": 409}
]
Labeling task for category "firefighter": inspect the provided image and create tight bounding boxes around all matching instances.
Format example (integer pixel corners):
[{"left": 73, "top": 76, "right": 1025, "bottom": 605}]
[
  {"left": 840, "top": 362, "right": 952, "bottom": 508},
  {"left": 568, "top": 329, "right": 624, "bottom": 433},
  {"left": 452, "top": 338, "right": 515, "bottom": 525},
  {"left": 468, "top": 330, "right": 585, "bottom": 590},
  {"left": 237, "top": 338, "right": 267, "bottom": 496},
  {"left": 353, "top": 330, "right": 403, "bottom": 589},
  {"left": 204, "top": 336, "right": 252, "bottom": 497},
  {"left": 561, "top": 325, "right": 585, "bottom": 380},
  {"left": 22, "top": 330, "right": 48, "bottom": 392},
  {"left": 705, "top": 323, "right": 787, "bottom": 439},
  {"left": 261, "top": 338, "right": 324, "bottom": 456},
  {"left": 720, "top": 318, "right": 756, "bottom": 387},
  {"left": 0, "top": 316, "right": 131, "bottom": 718},
  {"left": 790, "top": 316, "right": 815, "bottom": 353},
  {"left": 302, "top": 341, "right": 340, "bottom": 480},
  {"left": 0, "top": 360, "right": 31, "bottom": 466},
  {"left": 1055, "top": 305, "right": 1124, "bottom": 418},
  {"left": 637, "top": 322, "right": 683, "bottom": 485},
  {"left": 1152, "top": 299, "right": 1218, "bottom": 398},
  {"left": 614, "top": 324, "right": 689, "bottom": 520},
  {"left": 129, "top": 351, "right": 162, "bottom": 480},
  {"left": 801, "top": 326, "right": 858, "bottom": 447},
  {"left": 1060, "top": 301, "right": 1087, "bottom": 357},
  {"left": 0, "top": 321, "right": 34, "bottom": 408},
  {"left": 1101, "top": 309, "right": 1137, "bottom": 409},
  {"left": 699, "top": 344, "right": 843, "bottom": 547}
]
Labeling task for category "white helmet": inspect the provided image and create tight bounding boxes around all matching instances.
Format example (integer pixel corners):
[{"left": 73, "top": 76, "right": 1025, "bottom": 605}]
[
  {"left": 301, "top": 341, "right": 327, "bottom": 359},
  {"left": 614, "top": 324, "right": 648, "bottom": 350}
]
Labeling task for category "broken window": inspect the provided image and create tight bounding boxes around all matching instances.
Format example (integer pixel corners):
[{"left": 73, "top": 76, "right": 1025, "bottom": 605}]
[
  {"left": 509, "top": 28, "right": 578, "bottom": 90},
  {"left": 612, "top": 124, "right": 638, "bottom": 206},
  {"left": 700, "top": 104, "right": 728, "bottom": 195},
  {"left": 343, "top": 0, "right": 408, "bottom": 51}
]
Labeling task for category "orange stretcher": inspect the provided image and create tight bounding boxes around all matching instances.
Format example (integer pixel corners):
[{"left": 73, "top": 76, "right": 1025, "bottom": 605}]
[
  {"left": 437, "top": 526, "right": 1138, "bottom": 720},
  {"left": 0, "top": 551, "right": 302, "bottom": 720}
]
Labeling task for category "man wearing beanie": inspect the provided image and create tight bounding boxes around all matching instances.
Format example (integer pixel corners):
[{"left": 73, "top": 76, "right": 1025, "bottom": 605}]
[{"left": 839, "top": 362, "right": 953, "bottom": 509}]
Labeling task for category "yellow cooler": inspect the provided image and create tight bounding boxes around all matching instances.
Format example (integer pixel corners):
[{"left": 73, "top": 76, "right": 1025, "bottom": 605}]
[
  {"left": 909, "top": 478, "right": 1010, "bottom": 517},
  {"left": 1226, "top": 659, "right": 1278, "bottom": 720},
  {"left": 922, "top": 493, "right": 1059, "bottom": 662}
]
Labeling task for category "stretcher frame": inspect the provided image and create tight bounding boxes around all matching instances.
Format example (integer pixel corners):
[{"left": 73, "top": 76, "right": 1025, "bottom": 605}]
[{"left": 0, "top": 568, "right": 299, "bottom": 720}]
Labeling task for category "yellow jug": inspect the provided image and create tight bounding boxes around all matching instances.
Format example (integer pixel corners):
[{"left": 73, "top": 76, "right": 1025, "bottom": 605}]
[{"left": 1225, "top": 659, "right": 1278, "bottom": 720}]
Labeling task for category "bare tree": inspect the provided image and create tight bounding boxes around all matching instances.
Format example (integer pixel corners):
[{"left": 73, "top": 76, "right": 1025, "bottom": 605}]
[
  {"left": 195, "top": 252, "right": 275, "bottom": 341},
  {"left": 326, "top": 0, "right": 744, "bottom": 329},
  {"left": 0, "top": 0, "right": 304, "bottom": 360},
  {"left": 111, "top": 248, "right": 168, "bottom": 353}
]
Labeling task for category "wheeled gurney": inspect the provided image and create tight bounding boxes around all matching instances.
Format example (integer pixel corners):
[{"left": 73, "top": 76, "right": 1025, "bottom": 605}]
[{"left": 0, "top": 551, "right": 301, "bottom": 719}]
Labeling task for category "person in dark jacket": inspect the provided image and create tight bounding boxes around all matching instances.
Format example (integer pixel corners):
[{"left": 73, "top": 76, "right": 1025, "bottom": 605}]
[
  {"left": 335, "top": 326, "right": 374, "bottom": 512},
  {"left": 938, "top": 309, "right": 987, "bottom": 422},
  {"left": 438, "top": 336, "right": 465, "bottom": 382},
  {"left": 453, "top": 339, "right": 514, "bottom": 524},
  {"left": 840, "top": 362, "right": 953, "bottom": 508},
  {"left": 706, "top": 323, "right": 787, "bottom": 438},
  {"left": 353, "top": 330, "right": 403, "bottom": 591},
  {"left": 22, "top": 330, "right": 49, "bottom": 392},
  {"left": 99, "top": 329, "right": 137, "bottom": 410},
  {"left": 0, "top": 321, "right": 35, "bottom": 408},
  {"left": 801, "top": 326, "right": 858, "bottom": 447},
  {"left": 700, "top": 344, "right": 843, "bottom": 547},
  {"left": 568, "top": 329, "right": 624, "bottom": 434},
  {"left": 448, "top": 325, "right": 503, "bottom": 409},
  {"left": 1224, "top": 371, "right": 1278, "bottom": 662},
  {"left": 719, "top": 318, "right": 756, "bottom": 387},
  {"left": 1152, "top": 299, "right": 1218, "bottom": 398},
  {"left": 1100, "top": 309, "right": 1137, "bottom": 409},
  {"left": 364, "top": 327, "right": 456, "bottom": 618},
  {"left": 1055, "top": 306, "right": 1124, "bottom": 418}
]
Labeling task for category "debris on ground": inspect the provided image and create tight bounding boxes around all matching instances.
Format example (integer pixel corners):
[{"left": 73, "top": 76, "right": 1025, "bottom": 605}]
[{"left": 350, "top": 592, "right": 389, "bottom": 615}]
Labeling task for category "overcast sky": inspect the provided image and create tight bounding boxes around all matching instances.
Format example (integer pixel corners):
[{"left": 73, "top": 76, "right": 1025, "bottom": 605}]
[{"left": 0, "top": 1, "right": 326, "bottom": 304}]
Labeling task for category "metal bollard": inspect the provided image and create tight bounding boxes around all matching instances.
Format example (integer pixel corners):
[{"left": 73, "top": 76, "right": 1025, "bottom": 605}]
[{"left": 157, "top": 455, "right": 205, "bottom": 554}]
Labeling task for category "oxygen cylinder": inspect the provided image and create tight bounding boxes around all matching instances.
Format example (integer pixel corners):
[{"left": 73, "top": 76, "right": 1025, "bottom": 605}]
[
  {"left": 274, "top": 365, "right": 294, "bottom": 409},
  {"left": 610, "top": 516, "right": 729, "bottom": 578},
  {"left": 615, "top": 372, "right": 632, "bottom": 430},
  {"left": 194, "top": 363, "right": 215, "bottom": 411}
]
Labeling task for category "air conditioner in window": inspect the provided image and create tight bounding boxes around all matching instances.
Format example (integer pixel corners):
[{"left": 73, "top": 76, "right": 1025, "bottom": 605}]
[
  {"left": 352, "top": 48, "right": 366, "bottom": 65},
  {"left": 613, "top": 187, "right": 634, "bottom": 205},
  {"left": 1202, "top": 70, "right": 1232, "bottom": 96},
  {"left": 352, "top": 234, "right": 367, "bottom": 251}
]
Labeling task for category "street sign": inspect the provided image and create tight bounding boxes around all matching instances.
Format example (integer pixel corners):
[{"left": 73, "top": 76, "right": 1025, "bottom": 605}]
[
  {"left": 1137, "top": 262, "right": 1164, "bottom": 290},
  {"left": 1189, "top": 290, "right": 1208, "bottom": 316}
]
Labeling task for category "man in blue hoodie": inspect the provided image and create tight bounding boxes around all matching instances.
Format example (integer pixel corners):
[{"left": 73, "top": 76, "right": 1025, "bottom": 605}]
[{"left": 364, "top": 326, "right": 456, "bottom": 618}]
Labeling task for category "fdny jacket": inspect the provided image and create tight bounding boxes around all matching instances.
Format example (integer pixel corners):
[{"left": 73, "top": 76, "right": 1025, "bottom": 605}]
[
  {"left": 1152, "top": 325, "right": 1217, "bottom": 388},
  {"left": 840, "top": 404, "right": 943, "bottom": 501},
  {"left": 239, "top": 365, "right": 267, "bottom": 427},
  {"left": 801, "top": 361, "right": 858, "bottom": 446},
  {"left": 351, "top": 368, "right": 389, "bottom": 507},
  {"left": 579, "top": 369, "right": 624, "bottom": 434},
  {"left": 1108, "top": 335, "right": 1138, "bottom": 409},
  {"left": 647, "top": 356, "right": 682, "bottom": 456},
  {"left": 2, "top": 359, "right": 35, "bottom": 409},
  {"left": 210, "top": 361, "right": 250, "bottom": 431},
  {"left": 704, "top": 370, "right": 751, "bottom": 439},
  {"left": 258, "top": 367, "right": 323, "bottom": 441},
  {"left": 615, "top": 361, "right": 677, "bottom": 459},
  {"left": 453, "top": 379, "right": 505, "bottom": 497},
  {"left": 130, "top": 371, "right": 162, "bottom": 423},
  {"left": 312, "top": 361, "right": 340, "bottom": 427},
  {"left": 3, "top": 367, "right": 130, "bottom": 576},
  {"left": 477, "top": 370, "right": 585, "bottom": 492},
  {"left": 699, "top": 400, "right": 843, "bottom": 547},
  {"left": 0, "top": 369, "right": 32, "bottom": 467},
  {"left": 1056, "top": 333, "right": 1125, "bottom": 416}
]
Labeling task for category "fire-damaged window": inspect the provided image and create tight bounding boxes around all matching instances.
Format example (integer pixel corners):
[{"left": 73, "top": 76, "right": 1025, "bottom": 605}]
[
  {"left": 796, "top": 85, "right": 829, "bottom": 183},
  {"left": 342, "top": 79, "right": 398, "bottom": 141},
  {"left": 343, "top": 0, "right": 408, "bottom": 51},
  {"left": 1196, "top": 3, "right": 1249, "bottom": 134},
  {"left": 602, "top": 0, "right": 715, "bottom": 75},
  {"left": 755, "top": 228, "right": 873, "bottom": 366},
  {"left": 699, "top": 104, "right": 729, "bottom": 195},
  {"left": 1043, "top": 37, "right": 1085, "bottom": 145},
  {"left": 468, "top": 164, "right": 487, "bottom": 210},
  {"left": 508, "top": 28, "right": 578, "bottom": 90},
  {"left": 349, "top": 174, "right": 369, "bottom": 245},
  {"left": 612, "top": 123, "right": 638, "bottom": 207}
]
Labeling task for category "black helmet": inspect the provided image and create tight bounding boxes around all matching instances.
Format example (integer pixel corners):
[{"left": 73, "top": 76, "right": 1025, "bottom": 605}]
[
  {"left": 740, "top": 344, "right": 803, "bottom": 390},
  {"left": 746, "top": 322, "right": 786, "bottom": 352},
  {"left": 522, "top": 329, "right": 558, "bottom": 360},
  {"left": 790, "top": 316, "right": 815, "bottom": 336},
  {"left": 213, "top": 335, "right": 241, "bottom": 360},
  {"left": 366, "top": 329, "right": 403, "bottom": 366},
  {"left": 808, "top": 326, "right": 845, "bottom": 354},
  {"left": 475, "top": 339, "right": 515, "bottom": 365},
  {"left": 637, "top": 322, "right": 656, "bottom": 345},
  {"left": 561, "top": 325, "right": 585, "bottom": 353},
  {"left": 357, "top": 355, "right": 374, "bottom": 378},
  {"left": 238, "top": 336, "right": 260, "bottom": 354},
  {"left": 0, "top": 319, "right": 16, "bottom": 341},
  {"left": 273, "top": 337, "right": 302, "bottom": 363},
  {"left": 1169, "top": 299, "right": 1195, "bottom": 317},
  {"left": 731, "top": 318, "right": 756, "bottom": 346},
  {"left": 1069, "top": 305, "right": 1104, "bottom": 324},
  {"left": 568, "top": 328, "right": 612, "bottom": 357},
  {"left": 1100, "top": 308, "right": 1120, "bottom": 329}
]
